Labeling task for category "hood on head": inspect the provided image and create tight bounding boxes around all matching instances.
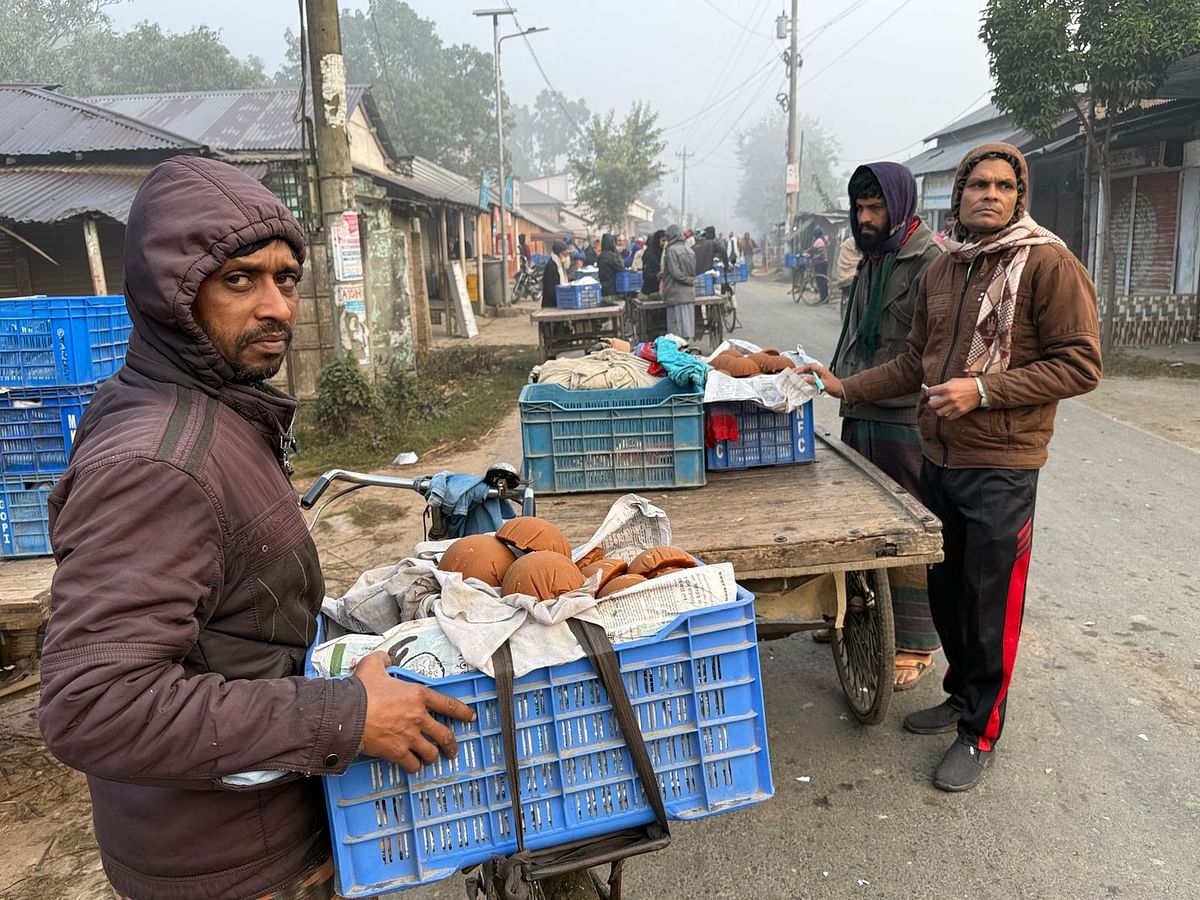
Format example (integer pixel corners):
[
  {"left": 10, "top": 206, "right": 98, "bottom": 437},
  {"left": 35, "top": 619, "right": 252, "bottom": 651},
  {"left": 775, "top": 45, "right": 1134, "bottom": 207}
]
[
  {"left": 950, "top": 141, "right": 1028, "bottom": 239},
  {"left": 666, "top": 224, "right": 683, "bottom": 241},
  {"left": 551, "top": 240, "right": 568, "bottom": 255},
  {"left": 702, "top": 226, "right": 716, "bottom": 240},
  {"left": 849, "top": 162, "right": 918, "bottom": 255},
  {"left": 601, "top": 233, "right": 617, "bottom": 253},
  {"left": 123, "top": 156, "right": 307, "bottom": 391}
]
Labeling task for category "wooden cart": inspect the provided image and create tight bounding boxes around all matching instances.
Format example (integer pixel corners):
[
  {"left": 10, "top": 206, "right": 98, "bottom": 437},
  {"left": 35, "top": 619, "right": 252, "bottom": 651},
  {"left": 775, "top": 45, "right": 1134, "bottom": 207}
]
[
  {"left": 530, "top": 305, "right": 626, "bottom": 361},
  {"left": 540, "top": 427, "right": 943, "bottom": 724},
  {"left": 626, "top": 294, "right": 728, "bottom": 351}
]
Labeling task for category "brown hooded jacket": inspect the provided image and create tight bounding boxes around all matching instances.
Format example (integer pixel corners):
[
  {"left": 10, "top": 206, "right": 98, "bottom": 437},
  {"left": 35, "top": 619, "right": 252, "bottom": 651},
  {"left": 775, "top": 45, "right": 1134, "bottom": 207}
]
[
  {"left": 839, "top": 142, "right": 1102, "bottom": 469},
  {"left": 38, "top": 157, "right": 366, "bottom": 899}
]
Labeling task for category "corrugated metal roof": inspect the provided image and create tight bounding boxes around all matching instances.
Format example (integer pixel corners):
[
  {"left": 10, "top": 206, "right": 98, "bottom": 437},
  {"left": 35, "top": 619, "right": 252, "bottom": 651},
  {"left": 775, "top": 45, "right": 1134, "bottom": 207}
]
[
  {"left": 905, "top": 125, "right": 1032, "bottom": 177},
  {"left": 0, "top": 162, "right": 266, "bottom": 224},
  {"left": 85, "top": 87, "right": 370, "bottom": 153},
  {"left": 924, "top": 103, "right": 1004, "bottom": 142},
  {"left": 381, "top": 156, "right": 490, "bottom": 209},
  {"left": 0, "top": 86, "right": 203, "bottom": 156}
]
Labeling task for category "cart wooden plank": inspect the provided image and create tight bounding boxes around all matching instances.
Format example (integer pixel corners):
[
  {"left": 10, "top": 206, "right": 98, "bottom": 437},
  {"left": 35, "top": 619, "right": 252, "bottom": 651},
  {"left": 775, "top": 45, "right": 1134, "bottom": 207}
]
[
  {"left": 539, "top": 427, "right": 942, "bottom": 579},
  {"left": 0, "top": 558, "right": 54, "bottom": 631},
  {"left": 530, "top": 305, "right": 626, "bottom": 361}
]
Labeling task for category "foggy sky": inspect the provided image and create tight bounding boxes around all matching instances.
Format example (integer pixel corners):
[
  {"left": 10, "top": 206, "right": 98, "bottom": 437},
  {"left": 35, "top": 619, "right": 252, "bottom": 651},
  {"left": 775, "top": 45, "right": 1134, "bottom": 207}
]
[{"left": 109, "top": 0, "right": 994, "bottom": 231}]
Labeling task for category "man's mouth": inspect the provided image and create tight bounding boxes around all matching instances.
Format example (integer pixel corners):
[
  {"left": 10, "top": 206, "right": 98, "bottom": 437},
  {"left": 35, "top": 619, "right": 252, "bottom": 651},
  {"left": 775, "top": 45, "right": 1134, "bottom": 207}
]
[{"left": 249, "top": 333, "right": 289, "bottom": 354}]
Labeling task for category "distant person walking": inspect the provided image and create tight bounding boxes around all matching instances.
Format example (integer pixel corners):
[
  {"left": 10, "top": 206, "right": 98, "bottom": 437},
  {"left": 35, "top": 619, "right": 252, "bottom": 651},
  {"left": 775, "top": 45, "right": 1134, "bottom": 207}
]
[{"left": 661, "top": 224, "right": 697, "bottom": 339}]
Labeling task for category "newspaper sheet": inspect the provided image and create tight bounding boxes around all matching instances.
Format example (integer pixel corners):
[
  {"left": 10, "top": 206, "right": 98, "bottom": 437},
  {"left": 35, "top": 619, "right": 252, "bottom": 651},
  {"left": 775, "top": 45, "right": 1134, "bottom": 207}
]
[{"left": 702, "top": 339, "right": 824, "bottom": 413}]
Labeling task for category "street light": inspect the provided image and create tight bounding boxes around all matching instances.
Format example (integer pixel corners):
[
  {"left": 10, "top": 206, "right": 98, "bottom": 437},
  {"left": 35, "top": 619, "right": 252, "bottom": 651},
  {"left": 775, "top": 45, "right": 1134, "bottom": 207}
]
[{"left": 473, "top": 8, "right": 548, "bottom": 308}]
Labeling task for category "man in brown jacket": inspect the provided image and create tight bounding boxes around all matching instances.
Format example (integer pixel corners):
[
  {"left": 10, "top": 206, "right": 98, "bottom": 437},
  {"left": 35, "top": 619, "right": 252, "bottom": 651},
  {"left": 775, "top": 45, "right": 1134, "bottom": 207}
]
[
  {"left": 38, "top": 157, "right": 474, "bottom": 899},
  {"left": 801, "top": 142, "right": 1101, "bottom": 791}
]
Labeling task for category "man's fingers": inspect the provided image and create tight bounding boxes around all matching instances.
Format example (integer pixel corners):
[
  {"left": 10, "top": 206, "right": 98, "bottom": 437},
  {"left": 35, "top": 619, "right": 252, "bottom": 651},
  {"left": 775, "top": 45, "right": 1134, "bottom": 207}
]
[
  {"left": 424, "top": 689, "right": 476, "bottom": 723},
  {"left": 394, "top": 750, "right": 422, "bottom": 774},
  {"left": 423, "top": 717, "right": 459, "bottom": 758},
  {"left": 411, "top": 735, "right": 441, "bottom": 765}
]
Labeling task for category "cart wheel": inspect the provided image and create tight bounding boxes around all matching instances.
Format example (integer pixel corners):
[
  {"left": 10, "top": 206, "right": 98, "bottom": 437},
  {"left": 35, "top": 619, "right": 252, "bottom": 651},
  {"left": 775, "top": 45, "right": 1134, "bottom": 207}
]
[{"left": 831, "top": 569, "right": 895, "bottom": 725}]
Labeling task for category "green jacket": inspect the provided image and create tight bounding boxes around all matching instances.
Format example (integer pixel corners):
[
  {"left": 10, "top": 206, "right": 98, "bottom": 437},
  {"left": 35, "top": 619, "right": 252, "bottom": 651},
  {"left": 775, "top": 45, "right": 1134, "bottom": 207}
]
[{"left": 834, "top": 221, "right": 941, "bottom": 425}]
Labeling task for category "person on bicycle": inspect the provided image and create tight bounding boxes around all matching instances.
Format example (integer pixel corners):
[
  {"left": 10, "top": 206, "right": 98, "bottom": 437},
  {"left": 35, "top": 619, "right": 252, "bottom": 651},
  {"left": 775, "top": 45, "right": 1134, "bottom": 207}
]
[
  {"left": 809, "top": 225, "right": 830, "bottom": 302},
  {"left": 828, "top": 163, "right": 943, "bottom": 693},
  {"left": 800, "top": 143, "right": 1101, "bottom": 792},
  {"left": 38, "top": 157, "right": 475, "bottom": 900}
]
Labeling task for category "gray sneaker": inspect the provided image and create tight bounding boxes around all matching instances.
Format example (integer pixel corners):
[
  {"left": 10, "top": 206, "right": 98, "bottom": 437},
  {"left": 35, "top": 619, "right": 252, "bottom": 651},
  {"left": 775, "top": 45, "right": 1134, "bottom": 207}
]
[
  {"left": 933, "top": 737, "right": 993, "bottom": 792},
  {"left": 903, "top": 699, "right": 961, "bottom": 735}
]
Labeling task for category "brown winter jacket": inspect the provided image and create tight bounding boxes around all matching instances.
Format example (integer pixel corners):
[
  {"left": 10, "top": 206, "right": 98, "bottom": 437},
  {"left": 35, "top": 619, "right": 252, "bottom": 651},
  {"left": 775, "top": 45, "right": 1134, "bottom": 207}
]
[
  {"left": 38, "top": 157, "right": 366, "bottom": 900},
  {"left": 840, "top": 143, "right": 1102, "bottom": 469}
]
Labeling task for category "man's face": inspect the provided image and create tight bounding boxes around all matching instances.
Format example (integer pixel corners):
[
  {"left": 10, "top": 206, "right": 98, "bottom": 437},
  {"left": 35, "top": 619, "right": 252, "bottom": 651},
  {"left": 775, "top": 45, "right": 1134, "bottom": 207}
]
[
  {"left": 192, "top": 240, "right": 300, "bottom": 382},
  {"left": 958, "top": 158, "right": 1019, "bottom": 235},
  {"left": 856, "top": 194, "right": 891, "bottom": 249}
]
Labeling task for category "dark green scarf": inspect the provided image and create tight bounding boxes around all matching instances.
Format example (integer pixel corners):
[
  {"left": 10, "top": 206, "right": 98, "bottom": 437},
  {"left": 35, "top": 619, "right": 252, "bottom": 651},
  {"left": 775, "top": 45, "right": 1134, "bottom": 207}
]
[{"left": 832, "top": 252, "right": 897, "bottom": 371}]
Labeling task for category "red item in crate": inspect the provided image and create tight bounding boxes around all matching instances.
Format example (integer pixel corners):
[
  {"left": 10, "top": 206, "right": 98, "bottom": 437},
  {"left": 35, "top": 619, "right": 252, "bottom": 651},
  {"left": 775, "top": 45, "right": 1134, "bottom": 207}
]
[{"left": 705, "top": 412, "right": 740, "bottom": 448}]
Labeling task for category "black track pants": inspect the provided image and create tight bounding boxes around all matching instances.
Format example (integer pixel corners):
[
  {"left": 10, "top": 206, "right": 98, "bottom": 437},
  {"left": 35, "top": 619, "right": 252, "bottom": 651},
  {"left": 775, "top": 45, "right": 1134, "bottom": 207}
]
[{"left": 919, "top": 461, "right": 1039, "bottom": 751}]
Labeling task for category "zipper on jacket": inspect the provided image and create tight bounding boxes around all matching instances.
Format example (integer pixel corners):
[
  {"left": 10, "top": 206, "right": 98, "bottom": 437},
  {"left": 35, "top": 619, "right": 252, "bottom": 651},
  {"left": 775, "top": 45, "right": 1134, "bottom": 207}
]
[{"left": 935, "top": 258, "right": 979, "bottom": 467}]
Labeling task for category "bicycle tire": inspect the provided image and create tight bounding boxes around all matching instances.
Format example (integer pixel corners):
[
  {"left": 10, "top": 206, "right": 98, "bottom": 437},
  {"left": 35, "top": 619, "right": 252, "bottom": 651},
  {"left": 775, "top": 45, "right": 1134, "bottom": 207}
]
[
  {"left": 801, "top": 273, "right": 827, "bottom": 306},
  {"left": 721, "top": 296, "right": 738, "bottom": 333}
]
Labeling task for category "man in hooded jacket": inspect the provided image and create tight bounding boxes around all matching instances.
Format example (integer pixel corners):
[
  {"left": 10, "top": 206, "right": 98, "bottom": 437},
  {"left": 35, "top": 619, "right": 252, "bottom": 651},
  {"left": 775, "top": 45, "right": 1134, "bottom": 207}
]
[
  {"left": 801, "top": 143, "right": 1101, "bottom": 791},
  {"left": 830, "top": 163, "right": 943, "bottom": 691},
  {"left": 38, "top": 157, "right": 475, "bottom": 899},
  {"left": 661, "top": 224, "right": 697, "bottom": 339},
  {"left": 596, "top": 232, "right": 626, "bottom": 297}
]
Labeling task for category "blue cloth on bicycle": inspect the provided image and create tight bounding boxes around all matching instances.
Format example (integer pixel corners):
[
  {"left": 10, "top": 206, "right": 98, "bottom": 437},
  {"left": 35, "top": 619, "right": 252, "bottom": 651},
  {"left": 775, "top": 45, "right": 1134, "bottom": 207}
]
[
  {"left": 427, "top": 472, "right": 516, "bottom": 539},
  {"left": 653, "top": 336, "right": 709, "bottom": 388}
]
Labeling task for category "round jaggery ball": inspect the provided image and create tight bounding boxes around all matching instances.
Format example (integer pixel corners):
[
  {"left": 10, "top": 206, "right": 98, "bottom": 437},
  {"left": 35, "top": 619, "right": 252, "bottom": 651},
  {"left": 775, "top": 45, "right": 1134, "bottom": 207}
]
[
  {"left": 576, "top": 546, "right": 605, "bottom": 568},
  {"left": 438, "top": 534, "right": 517, "bottom": 587},
  {"left": 579, "top": 558, "right": 628, "bottom": 589},
  {"left": 597, "top": 573, "right": 649, "bottom": 598},
  {"left": 501, "top": 550, "right": 586, "bottom": 600},
  {"left": 748, "top": 351, "right": 775, "bottom": 371},
  {"left": 760, "top": 356, "right": 797, "bottom": 374},
  {"left": 653, "top": 566, "right": 692, "bottom": 578},
  {"left": 723, "top": 356, "right": 760, "bottom": 378},
  {"left": 628, "top": 546, "right": 698, "bottom": 578},
  {"left": 496, "top": 516, "right": 572, "bottom": 557}
]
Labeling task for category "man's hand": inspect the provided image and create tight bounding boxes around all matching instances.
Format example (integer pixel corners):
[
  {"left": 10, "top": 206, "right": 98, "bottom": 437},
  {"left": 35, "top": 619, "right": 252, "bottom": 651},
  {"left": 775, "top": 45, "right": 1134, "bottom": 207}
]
[
  {"left": 796, "top": 363, "right": 844, "bottom": 398},
  {"left": 926, "top": 377, "right": 982, "bottom": 420},
  {"left": 353, "top": 651, "right": 476, "bottom": 773}
]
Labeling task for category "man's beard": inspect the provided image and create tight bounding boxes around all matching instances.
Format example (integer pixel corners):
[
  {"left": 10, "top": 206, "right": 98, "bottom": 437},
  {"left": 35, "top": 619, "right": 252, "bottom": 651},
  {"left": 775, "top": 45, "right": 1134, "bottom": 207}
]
[
  {"left": 231, "top": 321, "right": 293, "bottom": 384},
  {"left": 857, "top": 225, "right": 889, "bottom": 251}
]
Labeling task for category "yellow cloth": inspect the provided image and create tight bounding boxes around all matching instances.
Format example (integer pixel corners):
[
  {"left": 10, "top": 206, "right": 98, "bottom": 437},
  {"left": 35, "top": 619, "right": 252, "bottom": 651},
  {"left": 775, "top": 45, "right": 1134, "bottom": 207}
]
[{"left": 535, "top": 349, "right": 661, "bottom": 390}]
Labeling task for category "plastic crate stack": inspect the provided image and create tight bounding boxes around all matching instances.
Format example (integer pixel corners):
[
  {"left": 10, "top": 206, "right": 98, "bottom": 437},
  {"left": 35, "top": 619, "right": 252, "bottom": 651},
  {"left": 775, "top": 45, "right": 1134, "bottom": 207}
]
[{"left": 0, "top": 295, "right": 131, "bottom": 558}]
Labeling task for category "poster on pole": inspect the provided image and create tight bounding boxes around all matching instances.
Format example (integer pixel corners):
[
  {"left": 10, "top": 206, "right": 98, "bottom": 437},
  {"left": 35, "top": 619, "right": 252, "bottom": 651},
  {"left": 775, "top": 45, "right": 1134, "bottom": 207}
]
[
  {"left": 335, "top": 282, "right": 370, "bottom": 364},
  {"left": 479, "top": 171, "right": 491, "bottom": 211},
  {"left": 331, "top": 211, "right": 363, "bottom": 281},
  {"left": 785, "top": 163, "right": 799, "bottom": 194}
]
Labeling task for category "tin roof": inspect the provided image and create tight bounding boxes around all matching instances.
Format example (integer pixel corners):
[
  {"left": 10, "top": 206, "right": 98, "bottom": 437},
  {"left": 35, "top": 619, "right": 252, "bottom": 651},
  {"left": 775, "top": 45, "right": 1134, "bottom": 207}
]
[
  {"left": 0, "top": 162, "right": 266, "bottom": 224},
  {"left": 0, "top": 86, "right": 202, "bottom": 156},
  {"left": 84, "top": 86, "right": 390, "bottom": 155}
]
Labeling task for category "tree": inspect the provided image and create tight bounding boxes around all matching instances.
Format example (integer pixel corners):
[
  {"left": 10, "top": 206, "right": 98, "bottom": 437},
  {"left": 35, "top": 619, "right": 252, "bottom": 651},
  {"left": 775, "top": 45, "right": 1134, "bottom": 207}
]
[
  {"left": 569, "top": 103, "right": 666, "bottom": 231},
  {"left": 0, "top": 2, "right": 269, "bottom": 94},
  {"left": 531, "top": 89, "right": 590, "bottom": 173},
  {"left": 278, "top": 0, "right": 504, "bottom": 177},
  {"left": 734, "top": 110, "right": 841, "bottom": 234},
  {"left": 507, "top": 103, "right": 540, "bottom": 179},
  {"left": 981, "top": 0, "right": 1200, "bottom": 354}
]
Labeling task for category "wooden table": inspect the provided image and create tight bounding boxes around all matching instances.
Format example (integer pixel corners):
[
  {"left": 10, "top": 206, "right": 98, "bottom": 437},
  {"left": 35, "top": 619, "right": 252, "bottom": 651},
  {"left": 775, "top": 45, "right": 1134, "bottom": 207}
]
[
  {"left": 539, "top": 428, "right": 943, "bottom": 725},
  {"left": 530, "top": 304, "right": 626, "bottom": 361},
  {"left": 0, "top": 557, "right": 55, "bottom": 694},
  {"left": 626, "top": 294, "right": 728, "bottom": 350}
]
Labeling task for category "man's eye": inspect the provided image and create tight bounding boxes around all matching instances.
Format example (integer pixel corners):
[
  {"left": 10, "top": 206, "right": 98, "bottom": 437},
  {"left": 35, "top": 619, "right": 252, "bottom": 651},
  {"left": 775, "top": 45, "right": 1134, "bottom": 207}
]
[
  {"left": 277, "top": 273, "right": 299, "bottom": 288},
  {"left": 226, "top": 273, "right": 251, "bottom": 286}
]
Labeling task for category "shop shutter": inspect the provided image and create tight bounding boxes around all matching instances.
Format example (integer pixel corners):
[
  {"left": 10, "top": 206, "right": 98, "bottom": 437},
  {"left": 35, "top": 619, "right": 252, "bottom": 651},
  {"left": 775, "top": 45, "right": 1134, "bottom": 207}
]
[{"left": 1108, "top": 172, "right": 1180, "bottom": 294}]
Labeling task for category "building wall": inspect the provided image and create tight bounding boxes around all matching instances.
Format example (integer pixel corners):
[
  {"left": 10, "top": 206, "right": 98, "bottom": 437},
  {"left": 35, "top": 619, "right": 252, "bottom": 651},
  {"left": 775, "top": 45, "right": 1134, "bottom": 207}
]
[
  {"left": 348, "top": 107, "right": 391, "bottom": 173},
  {"left": 0, "top": 218, "right": 125, "bottom": 298},
  {"left": 360, "top": 195, "right": 416, "bottom": 378}
]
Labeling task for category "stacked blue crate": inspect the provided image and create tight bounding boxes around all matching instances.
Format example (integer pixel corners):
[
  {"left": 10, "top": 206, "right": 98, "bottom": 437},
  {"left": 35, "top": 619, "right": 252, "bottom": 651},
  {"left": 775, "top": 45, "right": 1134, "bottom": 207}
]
[{"left": 0, "top": 295, "right": 131, "bottom": 558}]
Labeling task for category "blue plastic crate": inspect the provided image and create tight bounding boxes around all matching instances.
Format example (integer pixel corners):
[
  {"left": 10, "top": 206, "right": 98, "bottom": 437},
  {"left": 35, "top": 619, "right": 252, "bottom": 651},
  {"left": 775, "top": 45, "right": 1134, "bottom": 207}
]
[
  {"left": 307, "top": 589, "right": 772, "bottom": 896},
  {"left": 0, "top": 385, "right": 96, "bottom": 475},
  {"left": 735, "top": 262, "right": 749, "bottom": 282},
  {"left": 694, "top": 273, "right": 715, "bottom": 297},
  {"left": 784, "top": 253, "right": 797, "bottom": 269},
  {"left": 614, "top": 270, "right": 643, "bottom": 293},
  {"left": 705, "top": 400, "right": 815, "bottom": 470},
  {"left": 556, "top": 282, "right": 602, "bottom": 309},
  {"left": 520, "top": 380, "right": 705, "bottom": 494},
  {"left": 0, "top": 295, "right": 130, "bottom": 387},
  {"left": 0, "top": 476, "right": 55, "bottom": 558}
]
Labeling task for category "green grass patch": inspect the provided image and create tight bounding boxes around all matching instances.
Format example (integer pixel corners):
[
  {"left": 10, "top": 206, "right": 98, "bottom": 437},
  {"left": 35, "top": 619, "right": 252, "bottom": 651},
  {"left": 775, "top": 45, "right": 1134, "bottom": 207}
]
[
  {"left": 1103, "top": 351, "right": 1200, "bottom": 380},
  {"left": 292, "top": 346, "right": 538, "bottom": 478}
]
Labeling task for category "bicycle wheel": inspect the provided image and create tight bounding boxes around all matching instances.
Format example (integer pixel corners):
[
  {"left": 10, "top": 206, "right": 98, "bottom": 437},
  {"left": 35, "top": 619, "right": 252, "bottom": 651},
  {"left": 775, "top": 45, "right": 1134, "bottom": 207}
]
[
  {"left": 721, "top": 289, "right": 738, "bottom": 332},
  {"left": 801, "top": 271, "right": 826, "bottom": 306},
  {"left": 790, "top": 268, "right": 806, "bottom": 304},
  {"left": 831, "top": 569, "right": 895, "bottom": 725}
]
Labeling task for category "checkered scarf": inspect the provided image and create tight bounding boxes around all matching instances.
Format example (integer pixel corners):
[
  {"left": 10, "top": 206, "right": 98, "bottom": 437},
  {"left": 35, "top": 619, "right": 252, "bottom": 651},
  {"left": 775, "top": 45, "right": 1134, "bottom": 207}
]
[{"left": 942, "top": 214, "right": 1064, "bottom": 375}]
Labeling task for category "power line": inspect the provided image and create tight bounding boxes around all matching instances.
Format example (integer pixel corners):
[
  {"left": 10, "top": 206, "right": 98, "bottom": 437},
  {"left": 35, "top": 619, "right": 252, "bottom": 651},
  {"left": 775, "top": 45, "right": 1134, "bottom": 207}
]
[
  {"left": 698, "top": 0, "right": 776, "bottom": 39},
  {"left": 500, "top": 1, "right": 589, "bottom": 142},
  {"left": 797, "top": 0, "right": 917, "bottom": 91}
]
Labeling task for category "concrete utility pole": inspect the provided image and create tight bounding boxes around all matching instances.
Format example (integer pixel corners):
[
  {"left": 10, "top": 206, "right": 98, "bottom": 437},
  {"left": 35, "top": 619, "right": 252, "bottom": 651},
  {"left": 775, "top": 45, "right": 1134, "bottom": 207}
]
[
  {"left": 785, "top": 0, "right": 800, "bottom": 246},
  {"left": 306, "top": 0, "right": 356, "bottom": 357},
  {"left": 677, "top": 146, "right": 691, "bottom": 227}
]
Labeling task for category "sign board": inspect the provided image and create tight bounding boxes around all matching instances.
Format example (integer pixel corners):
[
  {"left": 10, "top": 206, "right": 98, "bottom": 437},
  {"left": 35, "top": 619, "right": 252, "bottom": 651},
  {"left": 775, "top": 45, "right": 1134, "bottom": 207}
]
[
  {"left": 504, "top": 176, "right": 521, "bottom": 210},
  {"left": 335, "top": 282, "right": 369, "bottom": 364},
  {"left": 785, "top": 163, "right": 799, "bottom": 194},
  {"left": 1110, "top": 143, "right": 1165, "bottom": 173},
  {"left": 330, "top": 211, "right": 362, "bottom": 281},
  {"left": 445, "top": 260, "right": 479, "bottom": 338},
  {"left": 479, "top": 171, "right": 491, "bottom": 211}
]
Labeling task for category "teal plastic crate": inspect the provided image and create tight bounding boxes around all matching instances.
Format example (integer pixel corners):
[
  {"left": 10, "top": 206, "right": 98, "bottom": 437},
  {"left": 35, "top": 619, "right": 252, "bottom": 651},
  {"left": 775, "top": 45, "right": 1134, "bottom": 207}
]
[
  {"left": 0, "top": 385, "right": 95, "bottom": 475},
  {"left": 0, "top": 476, "right": 55, "bottom": 558},
  {"left": 705, "top": 400, "right": 815, "bottom": 471},
  {"left": 520, "top": 380, "right": 705, "bottom": 494},
  {"left": 306, "top": 589, "right": 772, "bottom": 896},
  {"left": 0, "top": 295, "right": 130, "bottom": 387}
]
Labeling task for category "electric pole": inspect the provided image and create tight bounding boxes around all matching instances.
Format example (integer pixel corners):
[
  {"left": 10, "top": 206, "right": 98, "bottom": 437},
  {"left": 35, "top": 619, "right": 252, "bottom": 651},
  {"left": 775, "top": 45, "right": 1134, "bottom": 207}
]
[
  {"left": 785, "top": 0, "right": 800, "bottom": 246},
  {"left": 677, "top": 146, "right": 690, "bottom": 227},
  {"left": 306, "top": 0, "right": 357, "bottom": 357}
]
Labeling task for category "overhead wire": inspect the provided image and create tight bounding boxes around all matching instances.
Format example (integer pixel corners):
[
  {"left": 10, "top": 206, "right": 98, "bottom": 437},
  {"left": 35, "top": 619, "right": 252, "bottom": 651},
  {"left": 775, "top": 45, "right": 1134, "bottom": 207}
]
[
  {"left": 836, "top": 88, "right": 993, "bottom": 166},
  {"left": 500, "top": 1, "right": 589, "bottom": 140},
  {"left": 697, "top": 0, "right": 777, "bottom": 39}
]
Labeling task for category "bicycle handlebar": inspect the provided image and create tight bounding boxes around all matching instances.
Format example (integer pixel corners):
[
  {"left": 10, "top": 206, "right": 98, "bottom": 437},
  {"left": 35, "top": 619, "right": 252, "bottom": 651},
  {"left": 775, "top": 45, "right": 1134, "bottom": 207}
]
[{"left": 300, "top": 468, "right": 536, "bottom": 517}]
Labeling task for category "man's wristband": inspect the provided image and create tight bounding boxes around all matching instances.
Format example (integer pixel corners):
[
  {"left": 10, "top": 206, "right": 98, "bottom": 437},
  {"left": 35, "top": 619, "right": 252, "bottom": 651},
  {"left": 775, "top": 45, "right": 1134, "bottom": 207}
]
[{"left": 974, "top": 376, "right": 990, "bottom": 409}]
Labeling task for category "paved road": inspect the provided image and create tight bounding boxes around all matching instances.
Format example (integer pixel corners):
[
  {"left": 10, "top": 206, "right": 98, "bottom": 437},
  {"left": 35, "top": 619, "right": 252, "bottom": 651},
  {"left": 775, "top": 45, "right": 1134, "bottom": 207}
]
[{"left": 409, "top": 277, "right": 1199, "bottom": 899}]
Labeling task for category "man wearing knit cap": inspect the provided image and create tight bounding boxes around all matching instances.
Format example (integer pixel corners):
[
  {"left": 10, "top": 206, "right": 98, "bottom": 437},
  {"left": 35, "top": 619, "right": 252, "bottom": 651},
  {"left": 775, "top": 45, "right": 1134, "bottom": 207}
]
[
  {"left": 830, "top": 163, "right": 943, "bottom": 692},
  {"left": 801, "top": 143, "right": 1101, "bottom": 791}
]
